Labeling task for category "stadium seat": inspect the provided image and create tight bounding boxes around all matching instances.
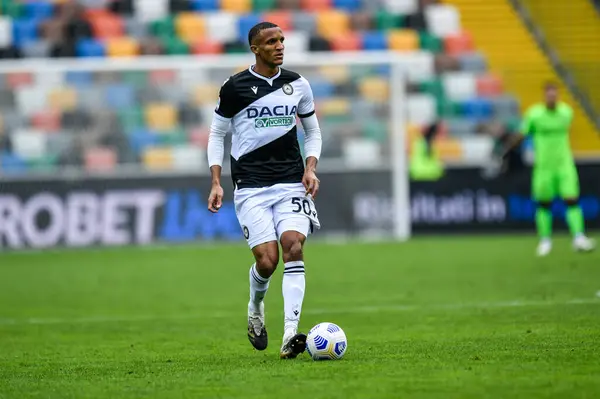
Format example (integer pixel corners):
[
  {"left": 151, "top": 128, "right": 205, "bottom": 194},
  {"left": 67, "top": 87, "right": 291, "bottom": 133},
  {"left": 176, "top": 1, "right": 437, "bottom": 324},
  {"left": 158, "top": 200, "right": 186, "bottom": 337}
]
[
  {"left": 76, "top": 38, "right": 106, "bottom": 57},
  {"left": 292, "top": 12, "right": 317, "bottom": 33},
  {"left": 134, "top": 0, "right": 169, "bottom": 23},
  {"left": 31, "top": 110, "right": 61, "bottom": 133},
  {"left": 145, "top": 103, "right": 178, "bottom": 131},
  {"left": 190, "top": 0, "right": 219, "bottom": 11},
  {"left": 143, "top": 147, "right": 173, "bottom": 169},
  {"left": 88, "top": 14, "right": 124, "bottom": 39},
  {"left": 162, "top": 36, "right": 190, "bottom": 55},
  {"left": 205, "top": 12, "right": 238, "bottom": 43},
  {"left": 461, "top": 97, "right": 494, "bottom": 119},
  {"left": 436, "top": 137, "right": 463, "bottom": 160},
  {"left": 374, "top": 10, "right": 405, "bottom": 30},
  {"left": 84, "top": 146, "right": 117, "bottom": 171},
  {"left": 301, "top": 0, "right": 332, "bottom": 11},
  {"left": 123, "top": 16, "right": 148, "bottom": 38},
  {"left": 382, "top": 0, "right": 418, "bottom": 14},
  {"left": 175, "top": 12, "right": 205, "bottom": 43},
  {"left": 12, "top": 18, "right": 39, "bottom": 47},
  {"left": 388, "top": 29, "right": 419, "bottom": 51},
  {"left": 318, "top": 65, "right": 350, "bottom": 84},
  {"left": 106, "top": 36, "right": 139, "bottom": 57},
  {"left": 461, "top": 136, "right": 493, "bottom": 162},
  {"left": 282, "top": 30, "right": 309, "bottom": 53},
  {"left": 172, "top": 145, "right": 206, "bottom": 170},
  {"left": 47, "top": 88, "right": 78, "bottom": 111},
  {"left": 11, "top": 128, "right": 47, "bottom": 159},
  {"left": 362, "top": 31, "right": 388, "bottom": 50},
  {"left": 7, "top": 72, "right": 33, "bottom": 89},
  {"left": 129, "top": 128, "right": 159, "bottom": 154},
  {"left": 333, "top": 0, "right": 361, "bottom": 12},
  {"left": 262, "top": 11, "right": 292, "bottom": 31},
  {"left": 317, "top": 98, "right": 350, "bottom": 116},
  {"left": 188, "top": 126, "right": 209, "bottom": 148},
  {"left": 105, "top": 84, "right": 136, "bottom": 109},
  {"left": 442, "top": 72, "right": 477, "bottom": 101},
  {"left": 253, "top": 0, "right": 276, "bottom": 11},
  {"left": 222, "top": 0, "right": 252, "bottom": 12},
  {"left": 445, "top": 118, "right": 478, "bottom": 136},
  {"left": 457, "top": 52, "right": 487, "bottom": 73},
  {"left": 0, "top": 153, "right": 28, "bottom": 173},
  {"left": 419, "top": 31, "right": 442, "bottom": 52},
  {"left": 151, "top": 16, "right": 174, "bottom": 39},
  {"left": 192, "top": 84, "right": 220, "bottom": 105},
  {"left": 329, "top": 32, "right": 361, "bottom": 51},
  {"left": 424, "top": 4, "right": 461, "bottom": 38},
  {"left": 476, "top": 74, "right": 504, "bottom": 97},
  {"left": 407, "top": 93, "right": 437, "bottom": 125},
  {"left": 119, "top": 107, "right": 144, "bottom": 130},
  {"left": 404, "top": 52, "right": 435, "bottom": 83},
  {"left": 444, "top": 31, "right": 474, "bottom": 56},
  {"left": 316, "top": 10, "right": 350, "bottom": 39},
  {"left": 238, "top": 14, "right": 262, "bottom": 43},
  {"left": 23, "top": 1, "right": 54, "bottom": 19},
  {"left": 0, "top": 17, "right": 12, "bottom": 48},
  {"left": 191, "top": 38, "right": 224, "bottom": 54},
  {"left": 358, "top": 76, "right": 389, "bottom": 102},
  {"left": 21, "top": 40, "right": 51, "bottom": 58},
  {"left": 309, "top": 79, "right": 335, "bottom": 98},
  {"left": 343, "top": 137, "right": 381, "bottom": 167},
  {"left": 16, "top": 86, "right": 46, "bottom": 116},
  {"left": 490, "top": 95, "right": 520, "bottom": 119}
]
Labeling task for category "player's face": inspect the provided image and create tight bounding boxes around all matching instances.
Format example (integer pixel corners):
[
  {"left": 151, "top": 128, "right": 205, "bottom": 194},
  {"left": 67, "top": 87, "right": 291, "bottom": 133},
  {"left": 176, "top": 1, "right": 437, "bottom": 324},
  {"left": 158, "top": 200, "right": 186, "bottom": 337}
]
[
  {"left": 545, "top": 86, "right": 558, "bottom": 107},
  {"left": 252, "top": 27, "right": 285, "bottom": 68}
]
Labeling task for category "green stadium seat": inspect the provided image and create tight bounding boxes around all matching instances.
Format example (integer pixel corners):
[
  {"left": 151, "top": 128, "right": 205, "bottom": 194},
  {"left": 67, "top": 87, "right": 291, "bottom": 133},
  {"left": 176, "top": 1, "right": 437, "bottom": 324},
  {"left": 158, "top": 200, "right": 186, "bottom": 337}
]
[
  {"left": 419, "top": 31, "right": 442, "bottom": 53},
  {"left": 374, "top": 10, "right": 404, "bottom": 30},
  {"left": 119, "top": 107, "right": 144, "bottom": 131},
  {"left": 252, "top": 0, "right": 275, "bottom": 11},
  {"left": 162, "top": 36, "right": 190, "bottom": 55},
  {"left": 151, "top": 16, "right": 175, "bottom": 39}
]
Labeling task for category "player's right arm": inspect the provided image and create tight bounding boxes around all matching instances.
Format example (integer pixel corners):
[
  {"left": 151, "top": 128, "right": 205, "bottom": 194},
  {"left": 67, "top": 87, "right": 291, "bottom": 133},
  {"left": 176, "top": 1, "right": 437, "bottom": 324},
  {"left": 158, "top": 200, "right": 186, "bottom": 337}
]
[
  {"left": 500, "top": 106, "right": 535, "bottom": 159},
  {"left": 207, "top": 78, "right": 236, "bottom": 213}
]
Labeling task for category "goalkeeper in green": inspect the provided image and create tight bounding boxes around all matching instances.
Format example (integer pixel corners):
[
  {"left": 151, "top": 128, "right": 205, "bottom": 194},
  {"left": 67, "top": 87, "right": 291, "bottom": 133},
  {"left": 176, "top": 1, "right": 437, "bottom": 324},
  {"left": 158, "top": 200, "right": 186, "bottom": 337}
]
[{"left": 507, "top": 82, "right": 595, "bottom": 256}]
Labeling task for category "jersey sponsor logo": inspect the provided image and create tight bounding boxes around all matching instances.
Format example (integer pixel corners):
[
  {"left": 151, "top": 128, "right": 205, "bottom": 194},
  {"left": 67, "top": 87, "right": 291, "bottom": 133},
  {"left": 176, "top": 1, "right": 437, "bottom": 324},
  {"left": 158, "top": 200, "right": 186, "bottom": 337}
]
[
  {"left": 254, "top": 116, "right": 295, "bottom": 128},
  {"left": 247, "top": 105, "right": 297, "bottom": 128}
]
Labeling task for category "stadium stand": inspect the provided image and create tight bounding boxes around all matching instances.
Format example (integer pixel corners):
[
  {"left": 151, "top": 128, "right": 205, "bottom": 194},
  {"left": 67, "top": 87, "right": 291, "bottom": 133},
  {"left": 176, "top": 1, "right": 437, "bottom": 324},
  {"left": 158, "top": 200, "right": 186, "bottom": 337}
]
[{"left": 0, "top": 0, "right": 595, "bottom": 174}]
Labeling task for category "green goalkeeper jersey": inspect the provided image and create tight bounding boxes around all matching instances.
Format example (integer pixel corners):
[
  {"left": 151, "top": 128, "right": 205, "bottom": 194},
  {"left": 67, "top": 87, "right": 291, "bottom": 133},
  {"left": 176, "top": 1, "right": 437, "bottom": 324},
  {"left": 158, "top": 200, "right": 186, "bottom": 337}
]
[{"left": 520, "top": 102, "right": 575, "bottom": 170}]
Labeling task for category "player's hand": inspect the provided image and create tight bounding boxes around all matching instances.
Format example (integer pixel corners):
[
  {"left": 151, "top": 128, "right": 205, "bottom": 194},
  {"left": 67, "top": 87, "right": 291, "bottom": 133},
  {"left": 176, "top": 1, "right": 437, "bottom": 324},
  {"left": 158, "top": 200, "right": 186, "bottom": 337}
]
[
  {"left": 303, "top": 169, "right": 320, "bottom": 199},
  {"left": 208, "top": 183, "right": 224, "bottom": 213}
]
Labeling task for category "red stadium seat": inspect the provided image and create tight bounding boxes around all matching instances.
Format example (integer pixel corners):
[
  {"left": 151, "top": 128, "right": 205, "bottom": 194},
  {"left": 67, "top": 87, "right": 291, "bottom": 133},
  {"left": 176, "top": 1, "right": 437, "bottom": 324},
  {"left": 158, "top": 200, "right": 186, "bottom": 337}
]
[
  {"left": 444, "top": 31, "right": 474, "bottom": 55},
  {"left": 191, "top": 38, "right": 224, "bottom": 54},
  {"left": 88, "top": 13, "right": 124, "bottom": 39},
  {"left": 476, "top": 74, "right": 504, "bottom": 97},
  {"left": 85, "top": 147, "right": 117, "bottom": 171},
  {"left": 301, "top": 0, "right": 332, "bottom": 11},
  {"left": 330, "top": 32, "right": 360, "bottom": 51},
  {"left": 31, "top": 110, "right": 61, "bottom": 133},
  {"left": 262, "top": 11, "right": 292, "bottom": 31}
]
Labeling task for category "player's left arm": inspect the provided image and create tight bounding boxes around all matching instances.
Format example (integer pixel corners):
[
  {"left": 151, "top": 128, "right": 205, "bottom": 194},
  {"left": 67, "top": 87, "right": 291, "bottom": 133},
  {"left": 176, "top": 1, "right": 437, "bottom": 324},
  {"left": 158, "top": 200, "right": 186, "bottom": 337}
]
[{"left": 298, "top": 77, "right": 322, "bottom": 198}]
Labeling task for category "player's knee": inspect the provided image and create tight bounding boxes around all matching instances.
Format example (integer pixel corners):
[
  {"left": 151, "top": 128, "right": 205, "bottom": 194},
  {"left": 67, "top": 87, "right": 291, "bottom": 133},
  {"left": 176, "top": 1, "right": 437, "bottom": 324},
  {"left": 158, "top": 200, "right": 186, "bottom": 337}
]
[
  {"left": 537, "top": 201, "right": 552, "bottom": 209},
  {"left": 280, "top": 232, "right": 305, "bottom": 263},
  {"left": 564, "top": 198, "right": 579, "bottom": 207},
  {"left": 253, "top": 245, "right": 279, "bottom": 277}
]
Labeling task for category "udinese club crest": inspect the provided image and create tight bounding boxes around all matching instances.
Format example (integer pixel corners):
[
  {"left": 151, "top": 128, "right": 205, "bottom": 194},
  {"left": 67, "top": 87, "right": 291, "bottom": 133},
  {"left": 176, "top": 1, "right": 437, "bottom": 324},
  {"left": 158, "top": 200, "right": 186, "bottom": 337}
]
[{"left": 282, "top": 83, "right": 294, "bottom": 95}]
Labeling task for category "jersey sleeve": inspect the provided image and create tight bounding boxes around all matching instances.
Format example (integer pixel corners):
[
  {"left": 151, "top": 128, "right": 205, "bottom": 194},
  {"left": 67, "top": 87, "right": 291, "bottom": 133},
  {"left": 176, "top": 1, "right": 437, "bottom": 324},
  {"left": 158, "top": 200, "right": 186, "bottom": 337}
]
[
  {"left": 214, "top": 77, "right": 237, "bottom": 119},
  {"left": 520, "top": 107, "right": 536, "bottom": 136},
  {"left": 297, "top": 76, "right": 316, "bottom": 118}
]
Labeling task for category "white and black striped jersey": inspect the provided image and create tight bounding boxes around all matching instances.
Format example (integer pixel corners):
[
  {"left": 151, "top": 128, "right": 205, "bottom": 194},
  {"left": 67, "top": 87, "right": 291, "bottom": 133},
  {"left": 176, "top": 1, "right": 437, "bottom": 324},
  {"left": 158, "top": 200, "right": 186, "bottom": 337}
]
[{"left": 213, "top": 66, "right": 316, "bottom": 189}]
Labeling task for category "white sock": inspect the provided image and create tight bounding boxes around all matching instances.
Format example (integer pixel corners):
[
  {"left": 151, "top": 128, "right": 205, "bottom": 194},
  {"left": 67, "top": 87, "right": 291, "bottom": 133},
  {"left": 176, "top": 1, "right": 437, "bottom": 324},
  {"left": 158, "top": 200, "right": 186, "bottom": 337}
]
[
  {"left": 249, "top": 263, "right": 270, "bottom": 313},
  {"left": 282, "top": 261, "right": 306, "bottom": 332}
]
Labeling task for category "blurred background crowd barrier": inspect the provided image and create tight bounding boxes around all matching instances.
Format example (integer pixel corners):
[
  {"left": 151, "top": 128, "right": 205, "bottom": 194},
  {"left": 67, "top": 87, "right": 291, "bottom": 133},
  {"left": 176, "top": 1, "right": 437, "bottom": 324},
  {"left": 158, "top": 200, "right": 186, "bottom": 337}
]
[{"left": 0, "top": 0, "right": 598, "bottom": 250}]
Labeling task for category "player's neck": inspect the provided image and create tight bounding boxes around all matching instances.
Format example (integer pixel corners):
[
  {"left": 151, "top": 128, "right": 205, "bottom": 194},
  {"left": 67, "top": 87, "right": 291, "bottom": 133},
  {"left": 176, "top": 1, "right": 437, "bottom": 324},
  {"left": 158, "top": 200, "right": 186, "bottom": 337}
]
[{"left": 252, "top": 63, "right": 279, "bottom": 79}]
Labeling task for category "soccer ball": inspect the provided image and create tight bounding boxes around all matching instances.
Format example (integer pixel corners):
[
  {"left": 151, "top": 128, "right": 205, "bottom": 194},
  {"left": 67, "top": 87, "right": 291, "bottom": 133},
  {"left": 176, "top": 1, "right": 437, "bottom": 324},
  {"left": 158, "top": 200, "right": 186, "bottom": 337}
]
[{"left": 306, "top": 322, "right": 347, "bottom": 360}]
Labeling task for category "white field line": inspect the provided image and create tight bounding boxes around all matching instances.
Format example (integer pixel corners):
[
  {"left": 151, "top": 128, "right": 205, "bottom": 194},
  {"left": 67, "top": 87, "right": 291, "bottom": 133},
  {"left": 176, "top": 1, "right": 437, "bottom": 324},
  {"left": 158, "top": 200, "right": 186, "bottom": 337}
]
[{"left": 0, "top": 298, "right": 598, "bottom": 326}]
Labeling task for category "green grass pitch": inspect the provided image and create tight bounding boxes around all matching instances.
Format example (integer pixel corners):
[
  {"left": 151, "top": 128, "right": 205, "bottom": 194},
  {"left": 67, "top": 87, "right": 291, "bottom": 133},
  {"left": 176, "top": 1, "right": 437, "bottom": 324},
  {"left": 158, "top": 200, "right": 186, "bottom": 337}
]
[{"left": 1, "top": 235, "right": 599, "bottom": 399}]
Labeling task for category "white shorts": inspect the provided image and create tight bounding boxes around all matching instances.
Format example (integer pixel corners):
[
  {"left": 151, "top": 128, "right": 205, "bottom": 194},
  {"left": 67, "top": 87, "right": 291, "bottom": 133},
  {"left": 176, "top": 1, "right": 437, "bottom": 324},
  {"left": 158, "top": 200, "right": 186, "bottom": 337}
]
[{"left": 234, "top": 183, "right": 321, "bottom": 249}]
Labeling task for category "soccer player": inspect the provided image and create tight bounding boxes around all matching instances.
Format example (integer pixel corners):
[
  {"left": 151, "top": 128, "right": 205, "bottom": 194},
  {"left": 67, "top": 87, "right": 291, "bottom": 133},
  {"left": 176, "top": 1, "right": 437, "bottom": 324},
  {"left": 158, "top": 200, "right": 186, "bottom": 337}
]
[
  {"left": 504, "top": 82, "right": 595, "bottom": 256},
  {"left": 206, "top": 22, "right": 323, "bottom": 359}
]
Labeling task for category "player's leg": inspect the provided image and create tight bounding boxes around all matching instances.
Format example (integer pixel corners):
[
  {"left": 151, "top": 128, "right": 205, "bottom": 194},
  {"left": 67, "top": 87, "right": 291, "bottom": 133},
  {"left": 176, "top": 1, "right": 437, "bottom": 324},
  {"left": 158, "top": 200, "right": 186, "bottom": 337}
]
[
  {"left": 560, "top": 165, "right": 595, "bottom": 252},
  {"left": 279, "top": 230, "right": 308, "bottom": 359},
  {"left": 532, "top": 168, "right": 555, "bottom": 256},
  {"left": 235, "top": 189, "right": 279, "bottom": 350},
  {"left": 273, "top": 186, "right": 317, "bottom": 359}
]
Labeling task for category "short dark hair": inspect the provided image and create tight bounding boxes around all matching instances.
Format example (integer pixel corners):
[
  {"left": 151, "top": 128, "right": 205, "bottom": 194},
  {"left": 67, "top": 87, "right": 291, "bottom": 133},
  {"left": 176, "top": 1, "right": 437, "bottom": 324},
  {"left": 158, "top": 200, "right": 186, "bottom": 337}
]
[
  {"left": 544, "top": 81, "right": 558, "bottom": 90},
  {"left": 248, "top": 22, "right": 279, "bottom": 46}
]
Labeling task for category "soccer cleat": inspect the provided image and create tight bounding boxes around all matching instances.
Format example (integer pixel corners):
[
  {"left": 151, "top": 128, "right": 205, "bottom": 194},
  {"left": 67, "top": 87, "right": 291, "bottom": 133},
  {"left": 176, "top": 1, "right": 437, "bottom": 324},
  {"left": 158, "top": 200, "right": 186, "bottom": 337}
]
[
  {"left": 573, "top": 236, "right": 595, "bottom": 253},
  {"left": 279, "top": 328, "right": 307, "bottom": 359},
  {"left": 247, "top": 301, "right": 268, "bottom": 351},
  {"left": 536, "top": 240, "right": 552, "bottom": 257}
]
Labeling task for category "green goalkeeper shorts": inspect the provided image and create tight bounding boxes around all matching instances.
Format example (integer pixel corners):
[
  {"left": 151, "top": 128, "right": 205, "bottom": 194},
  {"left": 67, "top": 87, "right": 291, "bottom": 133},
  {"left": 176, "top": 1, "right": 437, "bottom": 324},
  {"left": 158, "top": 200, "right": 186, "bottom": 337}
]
[{"left": 532, "top": 165, "right": 580, "bottom": 201}]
